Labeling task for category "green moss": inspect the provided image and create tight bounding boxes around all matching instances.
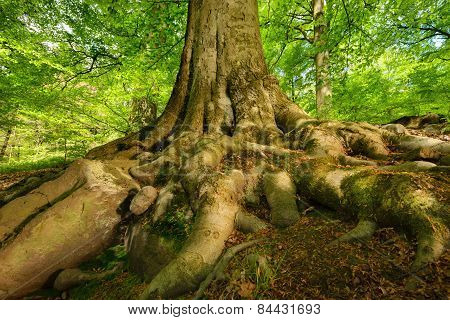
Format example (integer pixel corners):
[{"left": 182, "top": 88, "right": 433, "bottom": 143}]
[
  {"left": 341, "top": 170, "right": 446, "bottom": 238},
  {"left": 152, "top": 192, "right": 193, "bottom": 251},
  {"left": 78, "top": 245, "right": 127, "bottom": 271},
  {"left": 342, "top": 171, "right": 408, "bottom": 220}
]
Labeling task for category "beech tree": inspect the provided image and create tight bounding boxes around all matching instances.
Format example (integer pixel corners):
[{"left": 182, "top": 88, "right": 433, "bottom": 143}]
[
  {"left": 0, "top": 0, "right": 448, "bottom": 299},
  {"left": 312, "top": 0, "right": 332, "bottom": 118}
]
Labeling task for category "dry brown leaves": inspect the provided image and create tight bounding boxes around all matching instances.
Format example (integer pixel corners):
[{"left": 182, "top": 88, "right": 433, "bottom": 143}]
[{"left": 205, "top": 210, "right": 449, "bottom": 300}]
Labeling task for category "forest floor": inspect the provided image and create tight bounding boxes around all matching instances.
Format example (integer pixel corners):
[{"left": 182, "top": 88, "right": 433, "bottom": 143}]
[
  {"left": 201, "top": 207, "right": 449, "bottom": 300},
  {"left": 22, "top": 202, "right": 448, "bottom": 300}
]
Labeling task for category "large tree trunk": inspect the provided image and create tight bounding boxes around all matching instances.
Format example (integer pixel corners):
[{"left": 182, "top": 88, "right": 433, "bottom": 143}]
[
  {"left": 133, "top": 0, "right": 293, "bottom": 148},
  {"left": 313, "top": 0, "right": 332, "bottom": 118},
  {"left": 0, "top": 0, "right": 448, "bottom": 299}
]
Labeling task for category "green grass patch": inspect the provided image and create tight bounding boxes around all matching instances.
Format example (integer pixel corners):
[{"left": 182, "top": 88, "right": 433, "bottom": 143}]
[{"left": 0, "top": 156, "right": 71, "bottom": 174}]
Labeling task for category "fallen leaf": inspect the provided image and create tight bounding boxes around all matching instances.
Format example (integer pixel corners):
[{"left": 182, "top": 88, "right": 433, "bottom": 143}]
[{"left": 238, "top": 281, "right": 255, "bottom": 298}]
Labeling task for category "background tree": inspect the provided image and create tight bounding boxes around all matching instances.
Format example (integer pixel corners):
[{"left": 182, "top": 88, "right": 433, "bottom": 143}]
[{"left": 260, "top": 0, "right": 449, "bottom": 120}]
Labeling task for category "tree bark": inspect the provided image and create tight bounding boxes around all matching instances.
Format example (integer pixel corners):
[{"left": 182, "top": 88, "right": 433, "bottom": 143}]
[
  {"left": 135, "top": 0, "right": 299, "bottom": 150},
  {"left": 313, "top": 0, "right": 332, "bottom": 118}
]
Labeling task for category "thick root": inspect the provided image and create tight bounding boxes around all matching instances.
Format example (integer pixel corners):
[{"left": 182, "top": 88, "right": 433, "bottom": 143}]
[
  {"left": 0, "top": 162, "right": 87, "bottom": 241},
  {"left": 398, "top": 135, "right": 450, "bottom": 152},
  {"left": 140, "top": 170, "right": 245, "bottom": 298},
  {"left": 0, "top": 159, "right": 138, "bottom": 299},
  {"left": 390, "top": 113, "right": 447, "bottom": 129},
  {"left": 0, "top": 169, "right": 63, "bottom": 207},
  {"left": 263, "top": 171, "right": 299, "bottom": 227},
  {"left": 331, "top": 220, "right": 377, "bottom": 245},
  {"left": 286, "top": 120, "right": 390, "bottom": 160},
  {"left": 294, "top": 160, "right": 449, "bottom": 271},
  {"left": 235, "top": 209, "right": 269, "bottom": 233},
  {"left": 85, "top": 133, "right": 142, "bottom": 160}
]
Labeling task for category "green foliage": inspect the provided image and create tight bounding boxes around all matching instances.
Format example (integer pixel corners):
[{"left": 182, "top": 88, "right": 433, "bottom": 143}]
[
  {"left": 1, "top": 0, "right": 186, "bottom": 165},
  {"left": 259, "top": 0, "right": 449, "bottom": 122},
  {"left": 0, "top": 0, "right": 448, "bottom": 170},
  {"left": 333, "top": 49, "right": 449, "bottom": 122}
]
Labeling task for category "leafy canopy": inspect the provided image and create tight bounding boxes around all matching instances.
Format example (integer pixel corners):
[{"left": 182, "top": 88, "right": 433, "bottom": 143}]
[{"left": 0, "top": 0, "right": 448, "bottom": 170}]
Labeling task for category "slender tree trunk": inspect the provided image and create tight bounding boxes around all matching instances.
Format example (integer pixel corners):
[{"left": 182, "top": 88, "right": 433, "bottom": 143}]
[
  {"left": 64, "top": 137, "right": 67, "bottom": 163},
  {"left": 0, "top": 129, "right": 12, "bottom": 160},
  {"left": 313, "top": 0, "right": 332, "bottom": 118}
]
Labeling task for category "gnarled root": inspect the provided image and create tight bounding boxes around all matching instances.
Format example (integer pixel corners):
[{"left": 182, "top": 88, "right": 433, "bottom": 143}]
[
  {"left": 140, "top": 170, "right": 245, "bottom": 299},
  {"left": 294, "top": 160, "right": 449, "bottom": 271},
  {"left": 263, "top": 171, "right": 299, "bottom": 227},
  {"left": 0, "top": 159, "right": 138, "bottom": 299},
  {"left": 1, "top": 109, "right": 449, "bottom": 299}
]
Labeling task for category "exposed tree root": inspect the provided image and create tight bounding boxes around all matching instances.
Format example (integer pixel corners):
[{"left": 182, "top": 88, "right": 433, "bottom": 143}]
[
  {"left": 330, "top": 220, "right": 377, "bottom": 245},
  {"left": 0, "top": 159, "right": 138, "bottom": 298},
  {"left": 263, "top": 171, "right": 299, "bottom": 227},
  {"left": 235, "top": 209, "right": 268, "bottom": 234},
  {"left": 0, "top": 169, "right": 63, "bottom": 207},
  {"left": 1, "top": 115, "right": 448, "bottom": 299},
  {"left": 294, "top": 160, "right": 449, "bottom": 272},
  {"left": 140, "top": 170, "right": 245, "bottom": 299}
]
